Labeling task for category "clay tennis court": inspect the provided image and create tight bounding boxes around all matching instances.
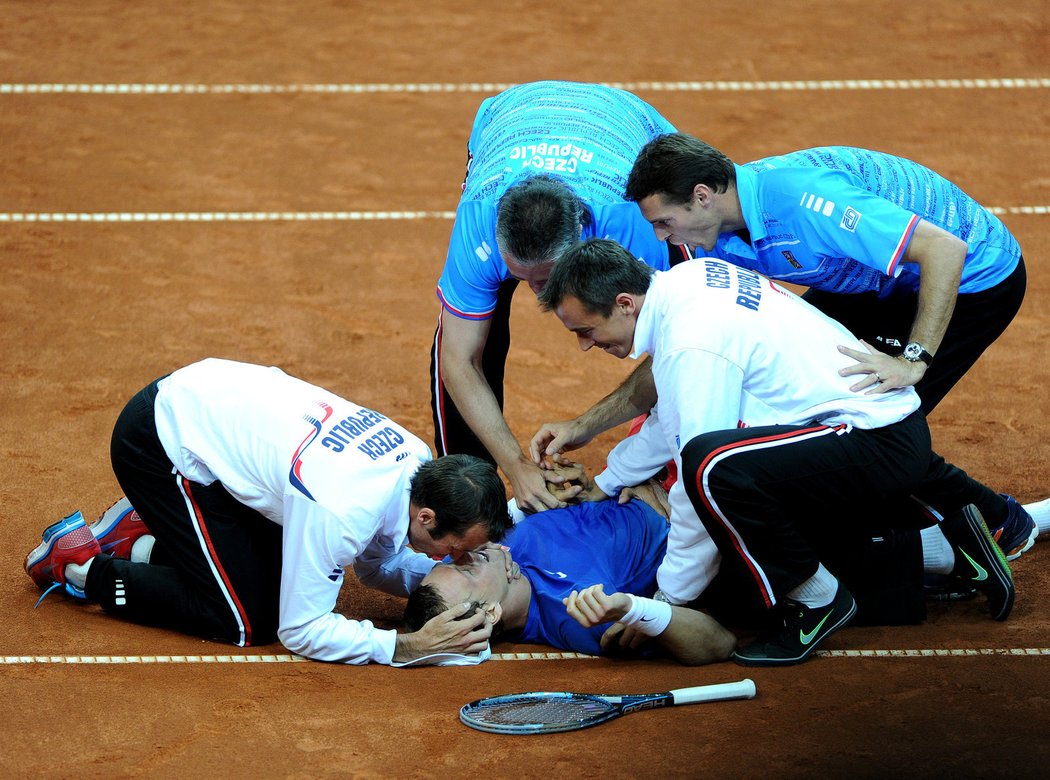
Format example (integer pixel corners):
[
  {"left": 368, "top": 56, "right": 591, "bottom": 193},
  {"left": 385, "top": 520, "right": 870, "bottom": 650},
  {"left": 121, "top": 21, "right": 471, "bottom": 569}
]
[{"left": 2, "top": 1, "right": 1048, "bottom": 776}]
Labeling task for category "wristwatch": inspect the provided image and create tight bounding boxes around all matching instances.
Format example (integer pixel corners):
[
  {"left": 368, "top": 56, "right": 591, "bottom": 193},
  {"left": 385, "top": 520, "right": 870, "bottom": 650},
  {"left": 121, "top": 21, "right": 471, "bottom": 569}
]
[
  {"left": 652, "top": 589, "right": 683, "bottom": 606},
  {"left": 901, "top": 342, "right": 934, "bottom": 366}
]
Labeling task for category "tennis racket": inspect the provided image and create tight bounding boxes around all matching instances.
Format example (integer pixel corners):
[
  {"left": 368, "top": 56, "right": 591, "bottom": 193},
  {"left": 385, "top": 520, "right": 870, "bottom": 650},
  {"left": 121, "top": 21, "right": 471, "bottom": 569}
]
[{"left": 459, "top": 678, "right": 756, "bottom": 734}]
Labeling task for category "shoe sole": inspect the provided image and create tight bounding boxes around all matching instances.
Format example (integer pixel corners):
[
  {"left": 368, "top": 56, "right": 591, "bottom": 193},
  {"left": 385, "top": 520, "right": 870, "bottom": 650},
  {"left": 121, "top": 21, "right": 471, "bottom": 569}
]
[
  {"left": 731, "top": 596, "right": 858, "bottom": 667},
  {"left": 925, "top": 587, "right": 978, "bottom": 602},
  {"left": 1001, "top": 524, "right": 1038, "bottom": 562}
]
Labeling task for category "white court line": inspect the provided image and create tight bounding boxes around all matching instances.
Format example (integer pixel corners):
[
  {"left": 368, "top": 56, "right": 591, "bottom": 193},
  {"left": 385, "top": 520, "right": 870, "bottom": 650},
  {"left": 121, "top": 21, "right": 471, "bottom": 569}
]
[
  {"left": 1, "top": 78, "right": 1050, "bottom": 95},
  {"left": 0, "top": 652, "right": 589, "bottom": 664},
  {"left": 0, "top": 654, "right": 310, "bottom": 664},
  {"left": 0, "top": 211, "right": 457, "bottom": 223},
  {"left": 0, "top": 207, "right": 1047, "bottom": 224},
  {"left": 2, "top": 648, "right": 1048, "bottom": 664},
  {"left": 491, "top": 651, "right": 598, "bottom": 661},
  {"left": 816, "top": 648, "right": 1050, "bottom": 658}
]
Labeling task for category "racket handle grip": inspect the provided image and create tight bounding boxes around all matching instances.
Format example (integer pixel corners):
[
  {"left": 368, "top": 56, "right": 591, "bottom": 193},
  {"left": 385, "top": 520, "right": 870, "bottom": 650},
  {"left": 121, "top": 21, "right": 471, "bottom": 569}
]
[{"left": 670, "top": 679, "right": 756, "bottom": 704}]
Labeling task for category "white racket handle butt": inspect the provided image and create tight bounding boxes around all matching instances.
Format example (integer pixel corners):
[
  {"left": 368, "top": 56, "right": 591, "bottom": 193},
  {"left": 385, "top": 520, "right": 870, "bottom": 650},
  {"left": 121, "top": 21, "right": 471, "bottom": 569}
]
[{"left": 670, "top": 679, "right": 756, "bottom": 705}]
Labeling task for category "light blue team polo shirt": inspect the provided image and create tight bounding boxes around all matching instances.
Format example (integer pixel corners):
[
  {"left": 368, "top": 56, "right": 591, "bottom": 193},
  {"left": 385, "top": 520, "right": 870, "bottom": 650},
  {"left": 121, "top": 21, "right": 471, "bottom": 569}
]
[
  {"left": 436, "top": 81, "right": 676, "bottom": 319},
  {"left": 711, "top": 147, "right": 1021, "bottom": 298}
]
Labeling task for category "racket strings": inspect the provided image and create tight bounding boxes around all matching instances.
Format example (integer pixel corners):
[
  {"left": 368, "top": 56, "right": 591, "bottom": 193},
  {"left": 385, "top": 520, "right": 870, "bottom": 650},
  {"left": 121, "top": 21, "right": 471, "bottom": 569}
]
[{"left": 469, "top": 696, "right": 615, "bottom": 726}]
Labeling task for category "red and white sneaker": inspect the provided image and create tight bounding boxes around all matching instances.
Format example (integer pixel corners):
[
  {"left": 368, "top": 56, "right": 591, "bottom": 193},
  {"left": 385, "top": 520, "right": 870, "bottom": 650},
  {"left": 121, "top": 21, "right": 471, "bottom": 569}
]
[
  {"left": 25, "top": 511, "right": 101, "bottom": 602},
  {"left": 88, "top": 497, "right": 148, "bottom": 559}
]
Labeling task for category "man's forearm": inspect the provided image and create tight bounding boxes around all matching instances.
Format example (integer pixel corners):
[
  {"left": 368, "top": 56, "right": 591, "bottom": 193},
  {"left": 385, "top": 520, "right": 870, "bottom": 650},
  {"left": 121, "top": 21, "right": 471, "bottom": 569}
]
[
  {"left": 444, "top": 350, "right": 565, "bottom": 512},
  {"left": 576, "top": 356, "right": 657, "bottom": 437},
  {"left": 443, "top": 365, "right": 527, "bottom": 472},
  {"left": 657, "top": 605, "right": 736, "bottom": 665},
  {"left": 908, "top": 272, "right": 957, "bottom": 357},
  {"left": 904, "top": 221, "right": 966, "bottom": 356}
]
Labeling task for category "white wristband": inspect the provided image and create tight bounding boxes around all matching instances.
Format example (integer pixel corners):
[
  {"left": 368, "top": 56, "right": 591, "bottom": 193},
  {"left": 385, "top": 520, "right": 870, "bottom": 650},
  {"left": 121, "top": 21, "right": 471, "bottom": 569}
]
[{"left": 618, "top": 594, "right": 673, "bottom": 637}]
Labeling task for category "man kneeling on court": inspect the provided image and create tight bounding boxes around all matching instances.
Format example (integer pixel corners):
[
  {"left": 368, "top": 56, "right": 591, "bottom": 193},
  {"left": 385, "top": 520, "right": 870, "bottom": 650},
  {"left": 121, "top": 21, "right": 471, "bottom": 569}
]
[
  {"left": 24, "top": 358, "right": 512, "bottom": 666},
  {"left": 529, "top": 239, "right": 1016, "bottom": 666}
]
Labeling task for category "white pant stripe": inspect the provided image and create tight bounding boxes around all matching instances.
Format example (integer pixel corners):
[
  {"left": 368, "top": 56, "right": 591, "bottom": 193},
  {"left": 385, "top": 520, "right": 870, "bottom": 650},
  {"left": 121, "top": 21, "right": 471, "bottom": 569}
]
[
  {"left": 174, "top": 471, "right": 247, "bottom": 646},
  {"left": 699, "top": 426, "right": 845, "bottom": 608}
]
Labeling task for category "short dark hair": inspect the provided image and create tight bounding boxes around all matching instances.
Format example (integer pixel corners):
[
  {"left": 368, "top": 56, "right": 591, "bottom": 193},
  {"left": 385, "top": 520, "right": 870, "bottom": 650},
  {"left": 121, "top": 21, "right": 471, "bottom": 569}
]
[
  {"left": 495, "top": 174, "right": 589, "bottom": 265},
  {"left": 403, "top": 583, "right": 450, "bottom": 632},
  {"left": 625, "top": 132, "right": 737, "bottom": 205},
  {"left": 538, "top": 238, "right": 654, "bottom": 316},
  {"left": 409, "top": 454, "right": 511, "bottom": 542},
  {"left": 403, "top": 582, "right": 504, "bottom": 639}
]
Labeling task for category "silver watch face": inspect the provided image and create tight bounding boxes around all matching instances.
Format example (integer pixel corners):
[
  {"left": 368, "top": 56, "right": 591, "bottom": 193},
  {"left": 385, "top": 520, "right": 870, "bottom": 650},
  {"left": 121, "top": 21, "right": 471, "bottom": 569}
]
[{"left": 903, "top": 343, "right": 924, "bottom": 361}]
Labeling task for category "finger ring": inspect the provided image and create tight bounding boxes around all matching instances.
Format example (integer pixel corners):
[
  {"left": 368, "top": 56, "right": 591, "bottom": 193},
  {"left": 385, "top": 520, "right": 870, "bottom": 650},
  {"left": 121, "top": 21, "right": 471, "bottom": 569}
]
[{"left": 875, "top": 373, "right": 882, "bottom": 381}]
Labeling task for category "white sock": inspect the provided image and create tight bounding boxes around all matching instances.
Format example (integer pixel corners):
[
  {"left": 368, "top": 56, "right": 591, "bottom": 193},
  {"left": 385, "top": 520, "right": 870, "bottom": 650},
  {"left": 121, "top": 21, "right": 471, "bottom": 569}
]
[
  {"left": 786, "top": 563, "right": 838, "bottom": 608},
  {"left": 64, "top": 558, "right": 93, "bottom": 589},
  {"left": 920, "top": 525, "right": 955, "bottom": 575},
  {"left": 1023, "top": 498, "right": 1050, "bottom": 537},
  {"left": 131, "top": 535, "right": 156, "bottom": 564}
]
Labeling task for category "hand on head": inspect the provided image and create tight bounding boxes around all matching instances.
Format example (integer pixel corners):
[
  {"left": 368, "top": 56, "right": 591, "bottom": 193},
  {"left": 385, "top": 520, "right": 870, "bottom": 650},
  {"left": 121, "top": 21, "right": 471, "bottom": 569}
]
[{"left": 393, "top": 600, "right": 494, "bottom": 664}]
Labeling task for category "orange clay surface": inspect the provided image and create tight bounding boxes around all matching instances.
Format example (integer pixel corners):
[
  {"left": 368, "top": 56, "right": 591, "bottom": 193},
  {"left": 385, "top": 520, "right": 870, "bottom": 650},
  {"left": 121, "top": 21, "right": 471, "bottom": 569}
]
[{"left": 1, "top": 2, "right": 1049, "bottom": 777}]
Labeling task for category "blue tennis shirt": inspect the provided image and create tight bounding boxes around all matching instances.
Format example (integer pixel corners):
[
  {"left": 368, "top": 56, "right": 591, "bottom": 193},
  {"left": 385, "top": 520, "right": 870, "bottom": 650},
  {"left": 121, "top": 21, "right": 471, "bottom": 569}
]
[
  {"left": 712, "top": 147, "right": 1021, "bottom": 297},
  {"left": 436, "top": 81, "right": 675, "bottom": 319},
  {"left": 504, "top": 499, "right": 669, "bottom": 656}
]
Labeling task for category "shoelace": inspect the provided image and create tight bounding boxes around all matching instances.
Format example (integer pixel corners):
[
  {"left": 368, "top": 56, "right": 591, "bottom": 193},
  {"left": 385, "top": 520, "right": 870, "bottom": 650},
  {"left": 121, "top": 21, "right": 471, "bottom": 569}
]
[{"left": 34, "top": 581, "right": 64, "bottom": 609}]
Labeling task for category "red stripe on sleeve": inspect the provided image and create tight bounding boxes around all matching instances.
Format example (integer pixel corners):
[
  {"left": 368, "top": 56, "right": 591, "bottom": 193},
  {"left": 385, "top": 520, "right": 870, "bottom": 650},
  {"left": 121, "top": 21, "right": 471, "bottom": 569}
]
[{"left": 886, "top": 214, "right": 920, "bottom": 276}]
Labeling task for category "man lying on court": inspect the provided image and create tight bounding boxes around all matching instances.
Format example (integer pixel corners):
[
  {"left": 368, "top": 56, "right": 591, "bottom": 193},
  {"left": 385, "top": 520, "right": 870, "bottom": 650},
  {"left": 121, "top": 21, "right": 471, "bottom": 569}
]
[
  {"left": 405, "top": 478, "right": 734, "bottom": 664},
  {"left": 23, "top": 358, "right": 512, "bottom": 666},
  {"left": 403, "top": 469, "right": 1021, "bottom": 665}
]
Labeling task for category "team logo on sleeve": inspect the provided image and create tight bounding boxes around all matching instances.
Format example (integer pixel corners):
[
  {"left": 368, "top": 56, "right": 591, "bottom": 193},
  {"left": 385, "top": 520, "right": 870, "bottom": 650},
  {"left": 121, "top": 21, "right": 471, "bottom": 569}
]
[
  {"left": 781, "top": 250, "right": 802, "bottom": 269},
  {"left": 799, "top": 191, "right": 836, "bottom": 217},
  {"left": 289, "top": 401, "right": 334, "bottom": 500},
  {"left": 840, "top": 207, "right": 862, "bottom": 232}
]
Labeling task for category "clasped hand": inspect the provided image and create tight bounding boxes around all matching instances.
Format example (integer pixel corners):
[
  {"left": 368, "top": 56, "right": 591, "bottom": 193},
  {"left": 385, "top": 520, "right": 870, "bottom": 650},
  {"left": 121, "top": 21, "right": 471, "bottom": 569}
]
[
  {"left": 542, "top": 455, "right": 607, "bottom": 504},
  {"left": 563, "top": 584, "right": 649, "bottom": 654}
]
